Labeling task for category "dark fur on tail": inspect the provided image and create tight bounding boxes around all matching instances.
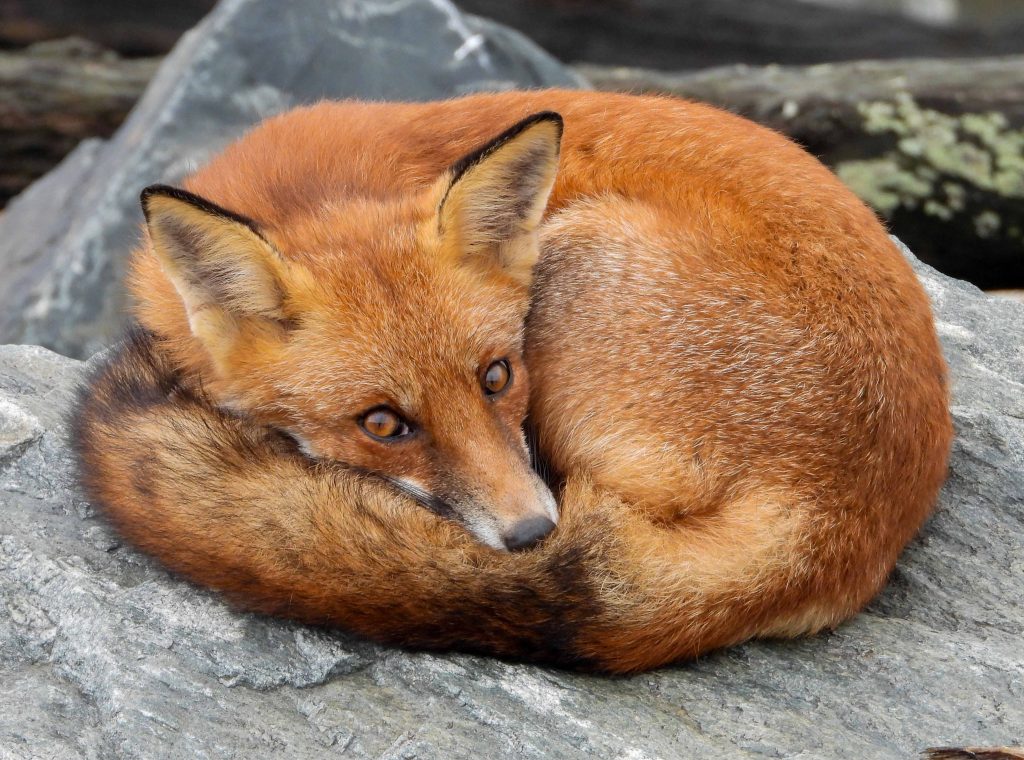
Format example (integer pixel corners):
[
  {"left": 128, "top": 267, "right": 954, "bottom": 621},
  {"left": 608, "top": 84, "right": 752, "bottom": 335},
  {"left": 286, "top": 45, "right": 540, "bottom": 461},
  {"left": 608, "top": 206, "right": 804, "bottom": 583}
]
[{"left": 71, "top": 330, "right": 610, "bottom": 669}]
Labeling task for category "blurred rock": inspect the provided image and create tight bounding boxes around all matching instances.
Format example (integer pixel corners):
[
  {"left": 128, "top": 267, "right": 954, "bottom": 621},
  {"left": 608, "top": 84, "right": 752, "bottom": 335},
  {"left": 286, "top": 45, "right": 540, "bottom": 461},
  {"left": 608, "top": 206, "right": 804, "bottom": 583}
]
[
  {"left": 0, "top": 0, "right": 582, "bottom": 359},
  {"left": 0, "top": 0, "right": 216, "bottom": 56},
  {"left": 6, "top": 0, "right": 1024, "bottom": 63},
  {"left": 1, "top": 243, "right": 1022, "bottom": 757},
  {"left": 0, "top": 38, "right": 159, "bottom": 206},
  {"left": 580, "top": 57, "right": 1024, "bottom": 289},
  {"left": 455, "top": 0, "right": 1024, "bottom": 70}
]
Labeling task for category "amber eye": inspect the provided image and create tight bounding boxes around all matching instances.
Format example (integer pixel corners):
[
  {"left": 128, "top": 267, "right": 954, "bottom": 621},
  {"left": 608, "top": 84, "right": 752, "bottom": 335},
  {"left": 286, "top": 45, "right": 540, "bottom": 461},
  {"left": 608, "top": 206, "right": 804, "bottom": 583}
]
[
  {"left": 482, "top": 359, "right": 512, "bottom": 396},
  {"left": 359, "top": 407, "right": 411, "bottom": 441}
]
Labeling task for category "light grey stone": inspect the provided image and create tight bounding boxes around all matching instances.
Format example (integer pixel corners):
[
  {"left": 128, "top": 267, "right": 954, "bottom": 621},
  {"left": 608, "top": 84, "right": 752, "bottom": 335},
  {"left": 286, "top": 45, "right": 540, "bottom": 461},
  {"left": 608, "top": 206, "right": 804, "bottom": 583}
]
[
  {"left": 0, "top": 245, "right": 1021, "bottom": 758},
  {"left": 0, "top": 0, "right": 583, "bottom": 360}
]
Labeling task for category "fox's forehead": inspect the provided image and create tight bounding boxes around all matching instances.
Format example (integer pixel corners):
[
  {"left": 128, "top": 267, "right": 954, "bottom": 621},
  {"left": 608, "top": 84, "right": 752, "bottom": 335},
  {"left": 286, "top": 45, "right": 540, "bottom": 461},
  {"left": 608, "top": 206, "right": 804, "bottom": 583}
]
[
  {"left": 266, "top": 194, "right": 426, "bottom": 266},
  {"left": 271, "top": 198, "right": 526, "bottom": 341},
  {"left": 279, "top": 296, "right": 524, "bottom": 427},
  {"left": 275, "top": 234, "right": 527, "bottom": 415},
  {"left": 308, "top": 262, "right": 524, "bottom": 352}
]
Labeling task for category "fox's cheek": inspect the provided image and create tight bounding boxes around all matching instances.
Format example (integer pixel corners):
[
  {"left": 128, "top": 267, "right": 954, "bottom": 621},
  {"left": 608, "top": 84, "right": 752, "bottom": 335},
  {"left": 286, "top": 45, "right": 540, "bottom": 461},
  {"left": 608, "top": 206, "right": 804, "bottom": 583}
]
[{"left": 499, "top": 405, "right": 532, "bottom": 454}]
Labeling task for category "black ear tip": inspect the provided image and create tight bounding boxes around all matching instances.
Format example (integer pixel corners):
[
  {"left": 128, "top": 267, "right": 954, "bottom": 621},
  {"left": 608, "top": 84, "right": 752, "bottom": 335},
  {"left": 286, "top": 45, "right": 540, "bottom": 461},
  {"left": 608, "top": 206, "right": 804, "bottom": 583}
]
[
  {"left": 536, "top": 110, "right": 564, "bottom": 125},
  {"left": 140, "top": 183, "right": 178, "bottom": 201},
  {"left": 138, "top": 184, "right": 266, "bottom": 237},
  {"left": 525, "top": 110, "right": 564, "bottom": 137},
  {"left": 140, "top": 184, "right": 179, "bottom": 218},
  {"left": 502, "top": 111, "right": 564, "bottom": 146}
]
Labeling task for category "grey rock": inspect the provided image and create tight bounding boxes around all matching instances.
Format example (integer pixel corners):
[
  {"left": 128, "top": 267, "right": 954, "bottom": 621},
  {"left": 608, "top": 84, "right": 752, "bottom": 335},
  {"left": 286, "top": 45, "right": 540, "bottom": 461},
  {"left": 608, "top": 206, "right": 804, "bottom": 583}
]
[
  {"left": 1, "top": 244, "right": 1022, "bottom": 758},
  {"left": 0, "top": 0, "right": 583, "bottom": 360}
]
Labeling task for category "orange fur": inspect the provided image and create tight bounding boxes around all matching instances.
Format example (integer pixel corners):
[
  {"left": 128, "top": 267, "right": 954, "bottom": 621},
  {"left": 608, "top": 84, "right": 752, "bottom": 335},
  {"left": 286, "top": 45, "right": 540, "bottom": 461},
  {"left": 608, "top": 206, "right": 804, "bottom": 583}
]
[{"left": 73, "top": 91, "right": 952, "bottom": 672}]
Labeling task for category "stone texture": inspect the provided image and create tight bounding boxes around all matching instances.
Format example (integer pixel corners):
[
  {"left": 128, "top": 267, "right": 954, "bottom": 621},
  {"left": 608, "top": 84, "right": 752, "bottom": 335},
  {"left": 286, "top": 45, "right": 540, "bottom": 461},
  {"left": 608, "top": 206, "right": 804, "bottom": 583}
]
[
  {"left": 0, "top": 0, "right": 582, "bottom": 360},
  {"left": 1, "top": 244, "right": 1022, "bottom": 758}
]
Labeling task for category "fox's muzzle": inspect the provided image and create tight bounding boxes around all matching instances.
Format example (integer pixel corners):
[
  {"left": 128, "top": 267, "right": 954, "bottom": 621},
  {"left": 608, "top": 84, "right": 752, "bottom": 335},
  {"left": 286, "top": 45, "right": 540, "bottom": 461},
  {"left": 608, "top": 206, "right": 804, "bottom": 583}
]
[{"left": 387, "top": 467, "right": 558, "bottom": 552}]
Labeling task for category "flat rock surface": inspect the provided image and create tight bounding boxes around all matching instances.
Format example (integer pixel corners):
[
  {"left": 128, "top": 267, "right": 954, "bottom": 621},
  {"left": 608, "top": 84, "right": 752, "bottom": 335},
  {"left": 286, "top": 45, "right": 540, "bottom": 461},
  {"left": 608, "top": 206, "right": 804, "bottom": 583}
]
[
  {"left": 0, "top": 0, "right": 581, "bottom": 360},
  {"left": 1, "top": 245, "right": 1022, "bottom": 758}
]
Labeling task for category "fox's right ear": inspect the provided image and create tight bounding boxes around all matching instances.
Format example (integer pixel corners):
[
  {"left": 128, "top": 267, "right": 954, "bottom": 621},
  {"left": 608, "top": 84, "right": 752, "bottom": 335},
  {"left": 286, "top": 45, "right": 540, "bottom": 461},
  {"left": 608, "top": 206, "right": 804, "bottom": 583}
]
[
  {"left": 141, "top": 185, "right": 291, "bottom": 368},
  {"left": 436, "top": 112, "right": 562, "bottom": 288}
]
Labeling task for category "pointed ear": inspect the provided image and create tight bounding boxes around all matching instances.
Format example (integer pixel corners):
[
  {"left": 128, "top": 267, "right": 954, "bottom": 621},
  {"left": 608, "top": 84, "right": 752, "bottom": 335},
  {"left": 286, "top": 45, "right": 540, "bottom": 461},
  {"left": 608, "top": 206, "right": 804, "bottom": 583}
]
[
  {"left": 141, "top": 185, "right": 291, "bottom": 370},
  {"left": 437, "top": 112, "right": 562, "bottom": 287}
]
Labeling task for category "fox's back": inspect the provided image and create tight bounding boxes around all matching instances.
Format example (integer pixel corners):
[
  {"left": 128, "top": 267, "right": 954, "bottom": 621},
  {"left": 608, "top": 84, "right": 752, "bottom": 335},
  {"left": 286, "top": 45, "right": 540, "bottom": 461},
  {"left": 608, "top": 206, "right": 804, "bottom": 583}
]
[
  {"left": 180, "top": 91, "right": 927, "bottom": 340},
  {"left": 134, "top": 91, "right": 949, "bottom": 608}
]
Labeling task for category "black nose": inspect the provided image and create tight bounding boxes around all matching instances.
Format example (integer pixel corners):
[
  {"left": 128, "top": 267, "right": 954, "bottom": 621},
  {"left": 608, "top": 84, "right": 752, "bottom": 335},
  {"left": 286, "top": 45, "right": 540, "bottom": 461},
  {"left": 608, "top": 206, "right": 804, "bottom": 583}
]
[{"left": 502, "top": 516, "right": 556, "bottom": 552}]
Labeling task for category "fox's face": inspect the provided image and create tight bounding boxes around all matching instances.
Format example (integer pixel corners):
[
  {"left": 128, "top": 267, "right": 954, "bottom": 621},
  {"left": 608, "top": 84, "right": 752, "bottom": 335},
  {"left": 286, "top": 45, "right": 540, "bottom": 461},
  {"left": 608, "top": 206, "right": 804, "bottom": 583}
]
[{"left": 140, "top": 113, "right": 563, "bottom": 551}]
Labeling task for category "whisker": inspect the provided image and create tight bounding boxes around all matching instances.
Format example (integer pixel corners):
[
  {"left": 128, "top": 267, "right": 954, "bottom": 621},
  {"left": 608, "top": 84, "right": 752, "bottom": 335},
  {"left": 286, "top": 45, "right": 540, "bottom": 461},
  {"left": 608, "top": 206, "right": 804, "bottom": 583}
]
[{"left": 525, "top": 417, "right": 553, "bottom": 485}]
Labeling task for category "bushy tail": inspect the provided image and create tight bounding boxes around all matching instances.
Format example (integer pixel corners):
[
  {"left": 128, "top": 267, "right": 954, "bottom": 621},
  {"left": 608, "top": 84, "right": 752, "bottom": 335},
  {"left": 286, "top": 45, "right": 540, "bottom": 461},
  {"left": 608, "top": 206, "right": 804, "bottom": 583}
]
[{"left": 73, "top": 330, "right": 854, "bottom": 672}]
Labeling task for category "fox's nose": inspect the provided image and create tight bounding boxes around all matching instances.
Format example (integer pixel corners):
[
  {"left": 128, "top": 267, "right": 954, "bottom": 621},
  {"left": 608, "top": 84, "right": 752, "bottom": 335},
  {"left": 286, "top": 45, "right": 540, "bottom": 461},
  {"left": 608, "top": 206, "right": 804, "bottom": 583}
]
[{"left": 502, "top": 516, "right": 556, "bottom": 552}]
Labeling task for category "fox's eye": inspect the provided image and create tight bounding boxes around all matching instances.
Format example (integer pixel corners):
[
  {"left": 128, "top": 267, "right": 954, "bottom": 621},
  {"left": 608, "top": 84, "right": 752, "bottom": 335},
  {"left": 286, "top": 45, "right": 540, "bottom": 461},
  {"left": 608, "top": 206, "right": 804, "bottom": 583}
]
[
  {"left": 360, "top": 407, "right": 411, "bottom": 441},
  {"left": 482, "top": 359, "right": 512, "bottom": 396}
]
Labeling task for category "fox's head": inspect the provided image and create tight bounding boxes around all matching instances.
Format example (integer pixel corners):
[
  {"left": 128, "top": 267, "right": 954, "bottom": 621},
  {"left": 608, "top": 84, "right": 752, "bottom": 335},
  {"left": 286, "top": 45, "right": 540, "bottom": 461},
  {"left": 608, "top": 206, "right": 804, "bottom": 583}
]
[{"left": 137, "top": 112, "right": 563, "bottom": 551}]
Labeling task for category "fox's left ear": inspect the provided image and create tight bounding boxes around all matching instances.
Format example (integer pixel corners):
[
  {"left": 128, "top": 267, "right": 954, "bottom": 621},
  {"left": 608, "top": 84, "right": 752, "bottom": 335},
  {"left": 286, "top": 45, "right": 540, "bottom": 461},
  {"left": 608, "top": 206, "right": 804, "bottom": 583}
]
[
  {"left": 140, "top": 185, "right": 294, "bottom": 375},
  {"left": 437, "top": 111, "right": 562, "bottom": 287}
]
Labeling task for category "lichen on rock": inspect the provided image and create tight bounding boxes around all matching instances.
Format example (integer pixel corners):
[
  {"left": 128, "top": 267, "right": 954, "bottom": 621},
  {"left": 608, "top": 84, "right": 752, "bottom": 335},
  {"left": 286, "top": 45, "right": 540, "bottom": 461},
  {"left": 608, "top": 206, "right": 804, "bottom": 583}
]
[{"left": 837, "top": 93, "right": 1024, "bottom": 238}]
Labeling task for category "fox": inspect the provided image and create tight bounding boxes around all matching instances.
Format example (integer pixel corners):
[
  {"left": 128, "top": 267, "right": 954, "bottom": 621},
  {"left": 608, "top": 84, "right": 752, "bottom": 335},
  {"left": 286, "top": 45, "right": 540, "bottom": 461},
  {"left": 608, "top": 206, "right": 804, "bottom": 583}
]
[{"left": 72, "top": 90, "right": 952, "bottom": 673}]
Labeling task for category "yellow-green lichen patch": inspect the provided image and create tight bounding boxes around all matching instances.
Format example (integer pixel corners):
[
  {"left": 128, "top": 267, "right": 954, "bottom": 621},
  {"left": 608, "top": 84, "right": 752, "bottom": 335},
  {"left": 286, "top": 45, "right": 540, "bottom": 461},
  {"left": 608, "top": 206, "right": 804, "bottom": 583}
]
[
  {"left": 834, "top": 93, "right": 1024, "bottom": 242},
  {"left": 974, "top": 210, "right": 1001, "bottom": 239},
  {"left": 836, "top": 158, "right": 934, "bottom": 215}
]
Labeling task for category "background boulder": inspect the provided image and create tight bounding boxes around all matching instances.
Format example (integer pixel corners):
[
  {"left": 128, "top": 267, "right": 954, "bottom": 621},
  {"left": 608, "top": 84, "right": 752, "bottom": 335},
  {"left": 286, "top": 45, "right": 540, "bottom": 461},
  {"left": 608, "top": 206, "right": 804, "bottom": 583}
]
[
  {"left": 0, "top": 0, "right": 582, "bottom": 359},
  {"left": 1, "top": 246, "right": 1021, "bottom": 757},
  {"left": 5, "top": 0, "right": 1024, "bottom": 65}
]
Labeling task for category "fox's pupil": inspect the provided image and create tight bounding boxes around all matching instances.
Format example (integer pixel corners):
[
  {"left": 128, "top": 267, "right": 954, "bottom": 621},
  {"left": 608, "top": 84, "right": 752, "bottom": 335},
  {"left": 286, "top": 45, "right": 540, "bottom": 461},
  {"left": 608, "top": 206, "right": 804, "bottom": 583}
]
[
  {"left": 361, "top": 408, "right": 406, "bottom": 440},
  {"left": 483, "top": 360, "right": 512, "bottom": 395}
]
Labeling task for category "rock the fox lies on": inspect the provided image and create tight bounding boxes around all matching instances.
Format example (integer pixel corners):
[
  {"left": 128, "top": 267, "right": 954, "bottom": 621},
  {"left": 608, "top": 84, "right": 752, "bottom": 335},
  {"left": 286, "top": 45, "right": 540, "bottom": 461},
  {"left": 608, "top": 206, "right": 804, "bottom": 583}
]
[{"left": 73, "top": 90, "right": 952, "bottom": 673}]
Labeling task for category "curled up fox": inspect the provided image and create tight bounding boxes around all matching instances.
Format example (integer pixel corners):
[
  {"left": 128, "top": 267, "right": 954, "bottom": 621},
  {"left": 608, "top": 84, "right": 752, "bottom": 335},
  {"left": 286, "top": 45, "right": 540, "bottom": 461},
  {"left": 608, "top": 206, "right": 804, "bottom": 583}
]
[{"left": 73, "top": 90, "right": 952, "bottom": 673}]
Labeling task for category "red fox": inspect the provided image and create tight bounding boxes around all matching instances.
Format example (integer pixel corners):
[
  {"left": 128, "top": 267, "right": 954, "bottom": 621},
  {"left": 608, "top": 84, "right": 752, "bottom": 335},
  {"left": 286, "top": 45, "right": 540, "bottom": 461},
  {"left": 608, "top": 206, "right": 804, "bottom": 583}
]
[{"left": 73, "top": 90, "right": 952, "bottom": 672}]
